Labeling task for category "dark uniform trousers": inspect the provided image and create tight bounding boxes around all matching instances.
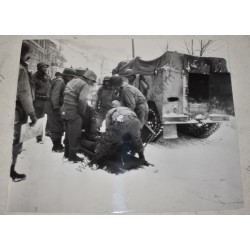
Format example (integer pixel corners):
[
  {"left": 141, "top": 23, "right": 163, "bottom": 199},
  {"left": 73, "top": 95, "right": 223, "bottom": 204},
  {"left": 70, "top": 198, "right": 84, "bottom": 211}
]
[
  {"left": 46, "top": 77, "right": 66, "bottom": 143},
  {"left": 95, "top": 116, "right": 143, "bottom": 160},
  {"left": 33, "top": 100, "right": 46, "bottom": 118},
  {"left": 33, "top": 99, "right": 47, "bottom": 140},
  {"left": 62, "top": 105, "right": 82, "bottom": 157},
  {"left": 11, "top": 107, "right": 28, "bottom": 171},
  {"left": 82, "top": 106, "right": 98, "bottom": 138},
  {"left": 46, "top": 105, "right": 64, "bottom": 142},
  {"left": 95, "top": 87, "right": 116, "bottom": 129},
  {"left": 12, "top": 122, "right": 23, "bottom": 167}
]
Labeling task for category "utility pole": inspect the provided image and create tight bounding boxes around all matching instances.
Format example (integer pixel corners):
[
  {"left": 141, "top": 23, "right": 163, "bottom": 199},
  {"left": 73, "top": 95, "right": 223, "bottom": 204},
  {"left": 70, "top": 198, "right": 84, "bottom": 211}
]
[{"left": 132, "top": 38, "right": 135, "bottom": 58}]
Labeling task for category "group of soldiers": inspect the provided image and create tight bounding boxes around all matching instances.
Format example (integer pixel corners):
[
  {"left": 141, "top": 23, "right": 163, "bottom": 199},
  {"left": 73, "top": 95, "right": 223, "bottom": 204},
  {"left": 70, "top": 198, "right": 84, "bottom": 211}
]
[{"left": 11, "top": 41, "right": 150, "bottom": 182}]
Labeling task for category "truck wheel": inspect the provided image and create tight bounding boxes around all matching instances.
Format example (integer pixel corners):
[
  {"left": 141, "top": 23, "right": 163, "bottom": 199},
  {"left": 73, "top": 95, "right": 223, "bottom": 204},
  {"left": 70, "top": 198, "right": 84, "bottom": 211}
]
[
  {"left": 146, "top": 102, "right": 163, "bottom": 142},
  {"left": 177, "top": 123, "right": 221, "bottom": 139}
]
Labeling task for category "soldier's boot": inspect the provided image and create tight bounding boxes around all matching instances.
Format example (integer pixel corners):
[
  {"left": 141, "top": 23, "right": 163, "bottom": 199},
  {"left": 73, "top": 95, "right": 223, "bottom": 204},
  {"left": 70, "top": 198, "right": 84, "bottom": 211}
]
[
  {"left": 36, "top": 135, "right": 43, "bottom": 144},
  {"left": 138, "top": 151, "right": 150, "bottom": 166},
  {"left": 52, "top": 139, "right": 64, "bottom": 153},
  {"left": 64, "top": 144, "right": 69, "bottom": 158},
  {"left": 138, "top": 151, "right": 145, "bottom": 160},
  {"left": 56, "top": 138, "right": 64, "bottom": 151},
  {"left": 10, "top": 164, "right": 26, "bottom": 182},
  {"left": 68, "top": 153, "right": 83, "bottom": 163}
]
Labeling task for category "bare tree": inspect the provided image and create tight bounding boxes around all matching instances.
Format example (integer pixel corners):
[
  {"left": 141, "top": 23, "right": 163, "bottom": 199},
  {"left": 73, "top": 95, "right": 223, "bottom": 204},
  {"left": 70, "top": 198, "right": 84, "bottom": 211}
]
[
  {"left": 184, "top": 40, "right": 194, "bottom": 55},
  {"left": 184, "top": 39, "right": 216, "bottom": 56}
]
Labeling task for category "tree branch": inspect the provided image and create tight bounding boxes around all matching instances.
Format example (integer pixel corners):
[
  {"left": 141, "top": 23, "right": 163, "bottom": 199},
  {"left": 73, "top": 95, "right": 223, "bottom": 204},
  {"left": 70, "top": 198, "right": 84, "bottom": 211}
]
[{"left": 184, "top": 41, "right": 191, "bottom": 55}]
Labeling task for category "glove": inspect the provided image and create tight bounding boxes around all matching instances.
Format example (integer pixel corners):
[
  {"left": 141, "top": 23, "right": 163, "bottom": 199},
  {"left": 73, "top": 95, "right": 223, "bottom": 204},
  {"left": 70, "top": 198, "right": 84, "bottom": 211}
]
[{"left": 29, "top": 112, "right": 37, "bottom": 127}]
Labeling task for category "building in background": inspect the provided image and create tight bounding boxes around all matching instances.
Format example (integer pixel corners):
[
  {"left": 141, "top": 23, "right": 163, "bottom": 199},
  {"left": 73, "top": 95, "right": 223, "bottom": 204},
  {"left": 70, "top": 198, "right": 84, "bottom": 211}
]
[{"left": 26, "top": 39, "right": 67, "bottom": 78}]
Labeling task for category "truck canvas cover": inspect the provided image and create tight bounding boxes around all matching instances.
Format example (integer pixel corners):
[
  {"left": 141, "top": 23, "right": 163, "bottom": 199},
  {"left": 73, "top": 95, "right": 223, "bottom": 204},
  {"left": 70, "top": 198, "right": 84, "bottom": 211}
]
[{"left": 114, "top": 51, "right": 228, "bottom": 76}]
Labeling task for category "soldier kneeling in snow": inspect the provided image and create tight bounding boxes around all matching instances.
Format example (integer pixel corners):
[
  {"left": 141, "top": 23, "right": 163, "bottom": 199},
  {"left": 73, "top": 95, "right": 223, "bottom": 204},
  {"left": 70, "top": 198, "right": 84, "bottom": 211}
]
[{"left": 81, "top": 101, "right": 148, "bottom": 166}]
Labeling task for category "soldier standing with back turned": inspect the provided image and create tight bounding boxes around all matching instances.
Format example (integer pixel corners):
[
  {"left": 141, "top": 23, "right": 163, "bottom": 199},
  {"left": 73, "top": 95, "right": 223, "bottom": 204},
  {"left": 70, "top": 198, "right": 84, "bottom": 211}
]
[
  {"left": 62, "top": 69, "right": 97, "bottom": 162},
  {"left": 47, "top": 68, "right": 76, "bottom": 152}
]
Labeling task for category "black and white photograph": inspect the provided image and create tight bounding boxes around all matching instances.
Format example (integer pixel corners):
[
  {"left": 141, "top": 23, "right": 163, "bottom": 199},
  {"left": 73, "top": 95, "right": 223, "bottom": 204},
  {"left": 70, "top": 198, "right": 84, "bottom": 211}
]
[
  {"left": 2, "top": 0, "right": 250, "bottom": 248},
  {"left": 0, "top": 37, "right": 244, "bottom": 214}
]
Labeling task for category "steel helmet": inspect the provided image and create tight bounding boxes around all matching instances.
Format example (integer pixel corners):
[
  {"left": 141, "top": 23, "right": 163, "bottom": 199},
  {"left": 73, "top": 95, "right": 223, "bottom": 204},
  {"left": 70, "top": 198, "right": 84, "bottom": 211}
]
[
  {"left": 83, "top": 69, "right": 97, "bottom": 82},
  {"left": 55, "top": 72, "right": 62, "bottom": 77},
  {"left": 37, "top": 62, "right": 49, "bottom": 69},
  {"left": 103, "top": 76, "right": 111, "bottom": 82},
  {"left": 62, "top": 68, "right": 77, "bottom": 77},
  {"left": 75, "top": 68, "right": 86, "bottom": 77},
  {"left": 124, "top": 68, "right": 135, "bottom": 77},
  {"left": 110, "top": 74, "right": 123, "bottom": 87}
]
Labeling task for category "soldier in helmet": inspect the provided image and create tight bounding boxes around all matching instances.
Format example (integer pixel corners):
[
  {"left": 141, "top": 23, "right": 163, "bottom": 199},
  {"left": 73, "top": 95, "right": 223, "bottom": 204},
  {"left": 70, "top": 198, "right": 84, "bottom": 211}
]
[
  {"left": 124, "top": 69, "right": 137, "bottom": 86},
  {"left": 95, "top": 76, "right": 117, "bottom": 129},
  {"left": 138, "top": 74, "right": 150, "bottom": 98},
  {"left": 53, "top": 71, "right": 62, "bottom": 80},
  {"left": 31, "top": 62, "right": 51, "bottom": 143},
  {"left": 62, "top": 68, "right": 77, "bottom": 83},
  {"left": 110, "top": 75, "right": 149, "bottom": 129},
  {"left": 62, "top": 69, "right": 97, "bottom": 162},
  {"left": 47, "top": 68, "right": 76, "bottom": 152},
  {"left": 75, "top": 68, "right": 100, "bottom": 140},
  {"left": 124, "top": 69, "right": 150, "bottom": 98},
  {"left": 75, "top": 68, "right": 86, "bottom": 78}
]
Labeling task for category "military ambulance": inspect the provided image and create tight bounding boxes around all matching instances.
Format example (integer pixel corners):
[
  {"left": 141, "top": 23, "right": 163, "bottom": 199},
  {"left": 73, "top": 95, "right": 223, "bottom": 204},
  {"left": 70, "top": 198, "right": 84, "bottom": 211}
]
[{"left": 114, "top": 51, "right": 234, "bottom": 141}]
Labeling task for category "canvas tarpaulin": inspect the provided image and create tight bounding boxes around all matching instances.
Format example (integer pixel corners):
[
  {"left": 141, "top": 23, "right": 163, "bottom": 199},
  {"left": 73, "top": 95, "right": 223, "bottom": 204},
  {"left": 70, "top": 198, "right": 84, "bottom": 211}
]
[
  {"left": 114, "top": 52, "right": 228, "bottom": 75},
  {"left": 114, "top": 52, "right": 181, "bottom": 75}
]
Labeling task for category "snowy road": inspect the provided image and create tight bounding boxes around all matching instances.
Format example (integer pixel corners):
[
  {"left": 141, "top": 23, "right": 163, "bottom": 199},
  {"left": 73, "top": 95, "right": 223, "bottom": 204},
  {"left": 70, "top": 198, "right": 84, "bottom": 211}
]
[{"left": 7, "top": 120, "right": 243, "bottom": 214}]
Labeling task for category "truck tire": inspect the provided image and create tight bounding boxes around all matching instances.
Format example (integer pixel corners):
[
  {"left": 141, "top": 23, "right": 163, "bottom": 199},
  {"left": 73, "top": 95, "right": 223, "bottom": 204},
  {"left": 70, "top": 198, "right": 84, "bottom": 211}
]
[
  {"left": 146, "top": 102, "right": 163, "bottom": 142},
  {"left": 177, "top": 123, "right": 221, "bottom": 139}
]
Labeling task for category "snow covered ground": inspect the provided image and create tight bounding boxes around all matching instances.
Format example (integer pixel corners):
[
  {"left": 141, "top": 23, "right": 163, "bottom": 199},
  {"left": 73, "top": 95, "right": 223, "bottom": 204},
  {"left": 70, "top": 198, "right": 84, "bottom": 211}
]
[{"left": 7, "top": 119, "right": 243, "bottom": 214}]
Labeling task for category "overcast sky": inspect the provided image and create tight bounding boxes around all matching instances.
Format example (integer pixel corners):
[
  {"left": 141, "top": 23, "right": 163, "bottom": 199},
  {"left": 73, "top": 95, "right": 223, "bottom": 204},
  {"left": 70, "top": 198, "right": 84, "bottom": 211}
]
[{"left": 54, "top": 37, "right": 230, "bottom": 79}]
